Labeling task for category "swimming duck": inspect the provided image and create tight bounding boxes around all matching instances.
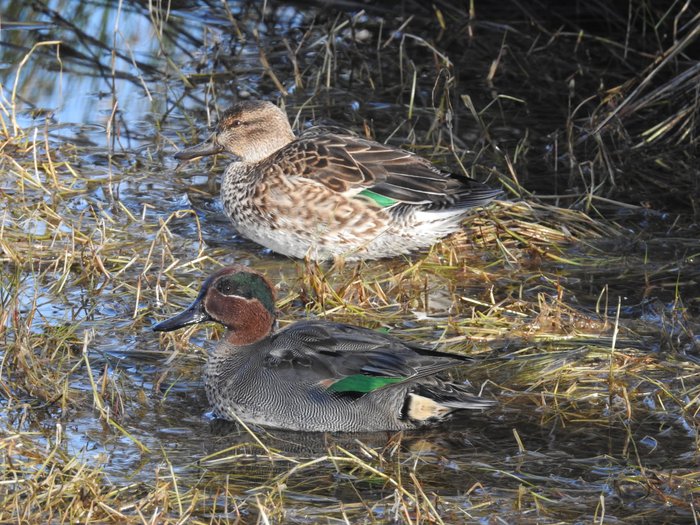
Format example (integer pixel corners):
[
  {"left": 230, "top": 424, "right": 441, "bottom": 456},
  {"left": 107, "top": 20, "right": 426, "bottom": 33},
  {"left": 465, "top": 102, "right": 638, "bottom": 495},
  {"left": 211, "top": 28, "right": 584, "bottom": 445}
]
[
  {"left": 154, "top": 265, "right": 495, "bottom": 432},
  {"left": 175, "top": 100, "right": 501, "bottom": 261}
]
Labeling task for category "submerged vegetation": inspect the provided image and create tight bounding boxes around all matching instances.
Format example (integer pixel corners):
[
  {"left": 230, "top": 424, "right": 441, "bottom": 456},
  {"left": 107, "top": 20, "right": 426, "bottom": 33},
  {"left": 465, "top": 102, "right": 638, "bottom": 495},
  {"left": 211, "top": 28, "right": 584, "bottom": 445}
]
[{"left": 1, "top": 0, "right": 699, "bottom": 522}]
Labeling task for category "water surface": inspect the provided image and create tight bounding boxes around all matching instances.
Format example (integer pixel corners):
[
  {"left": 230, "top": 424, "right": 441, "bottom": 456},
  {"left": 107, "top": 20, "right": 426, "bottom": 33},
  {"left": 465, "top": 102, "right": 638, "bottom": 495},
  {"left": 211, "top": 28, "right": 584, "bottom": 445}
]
[{"left": 1, "top": 1, "right": 698, "bottom": 523}]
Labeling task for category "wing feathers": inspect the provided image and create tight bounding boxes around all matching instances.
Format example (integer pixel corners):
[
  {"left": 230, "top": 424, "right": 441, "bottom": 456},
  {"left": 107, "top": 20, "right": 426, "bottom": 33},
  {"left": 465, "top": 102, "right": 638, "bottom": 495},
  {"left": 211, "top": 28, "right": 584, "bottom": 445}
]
[
  {"left": 268, "top": 133, "right": 499, "bottom": 206},
  {"left": 266, "top": 321, "right": 470, "bottom": 386}
]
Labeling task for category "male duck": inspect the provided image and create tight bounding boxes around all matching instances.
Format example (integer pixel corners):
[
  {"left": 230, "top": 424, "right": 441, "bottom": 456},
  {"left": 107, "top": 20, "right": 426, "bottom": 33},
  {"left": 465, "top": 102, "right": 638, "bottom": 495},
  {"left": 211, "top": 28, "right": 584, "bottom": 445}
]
[
  {"left": 154, "top": 265, "right": 495, "bottom": 432},
  {"left": 175, "top": 100, "right": 501, "bottom": 261}
]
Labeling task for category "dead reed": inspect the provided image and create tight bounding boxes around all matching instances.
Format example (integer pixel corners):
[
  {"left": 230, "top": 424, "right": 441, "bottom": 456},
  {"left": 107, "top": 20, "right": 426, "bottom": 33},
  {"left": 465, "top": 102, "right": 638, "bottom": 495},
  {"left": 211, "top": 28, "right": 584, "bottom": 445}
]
[{"left": 1, "top": 1, "right": 698, "bottom": 523}]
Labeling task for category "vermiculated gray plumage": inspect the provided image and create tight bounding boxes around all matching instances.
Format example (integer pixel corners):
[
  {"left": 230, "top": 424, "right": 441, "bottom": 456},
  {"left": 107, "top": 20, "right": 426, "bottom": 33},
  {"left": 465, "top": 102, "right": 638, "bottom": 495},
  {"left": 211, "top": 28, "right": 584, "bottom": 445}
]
[{"left": 154, "top": 266, "right": 495, "bottom": 432}]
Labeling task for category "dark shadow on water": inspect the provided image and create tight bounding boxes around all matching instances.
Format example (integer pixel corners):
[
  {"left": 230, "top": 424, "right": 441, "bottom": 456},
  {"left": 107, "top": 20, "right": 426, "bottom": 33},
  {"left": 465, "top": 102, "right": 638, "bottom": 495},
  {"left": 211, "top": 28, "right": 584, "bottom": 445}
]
[
  {"left": 199, "top": 407, "right": 698, "bottom": 473},
  {"left": 2, "top": 0, "right": 698, "bottom": 522}
]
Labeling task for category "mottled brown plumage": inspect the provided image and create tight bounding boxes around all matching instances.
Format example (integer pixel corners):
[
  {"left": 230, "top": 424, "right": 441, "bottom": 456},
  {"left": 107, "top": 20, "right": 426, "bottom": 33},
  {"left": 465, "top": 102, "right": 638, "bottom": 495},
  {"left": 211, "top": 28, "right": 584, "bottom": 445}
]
[{"left": 176, "top": 100, "right": 501, "bottom": 260}]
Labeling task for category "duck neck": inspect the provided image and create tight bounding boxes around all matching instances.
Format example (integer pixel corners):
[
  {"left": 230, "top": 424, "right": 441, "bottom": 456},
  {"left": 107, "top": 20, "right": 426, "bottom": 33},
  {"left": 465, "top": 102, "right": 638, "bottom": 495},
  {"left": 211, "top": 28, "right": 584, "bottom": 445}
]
[
  {"left": 223, "top": 307, "right": 275, "bottom": 346},
  {"left": 245, "top": 129, "right": 295, "bottom": 163}
]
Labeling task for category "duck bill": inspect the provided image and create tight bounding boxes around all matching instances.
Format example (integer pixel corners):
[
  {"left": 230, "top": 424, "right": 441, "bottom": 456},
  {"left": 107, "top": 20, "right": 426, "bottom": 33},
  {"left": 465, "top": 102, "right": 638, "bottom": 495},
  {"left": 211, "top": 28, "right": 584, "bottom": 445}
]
[
  {"left": 153, "top": 299, "right": 210, "bottom": 332},
  {"left": 174, "top": 134, "right": 224, "bottom": 161}
]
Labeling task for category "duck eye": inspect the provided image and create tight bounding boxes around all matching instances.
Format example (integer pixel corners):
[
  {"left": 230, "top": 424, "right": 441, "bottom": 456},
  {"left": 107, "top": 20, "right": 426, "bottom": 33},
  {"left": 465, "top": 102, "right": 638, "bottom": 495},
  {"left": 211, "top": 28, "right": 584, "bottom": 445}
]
[
  {"left": 232, "top": 119, "right": 243, "bottom": 127},
  {"left": 217, "top": 280, "right": 235, "bottom": 295}
]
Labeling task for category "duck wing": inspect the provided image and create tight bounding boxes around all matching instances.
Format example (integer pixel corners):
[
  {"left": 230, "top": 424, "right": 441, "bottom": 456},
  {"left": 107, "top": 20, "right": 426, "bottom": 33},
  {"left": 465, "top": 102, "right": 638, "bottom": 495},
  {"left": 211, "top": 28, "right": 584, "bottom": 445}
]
[
  {"left": 263, "top": 320, "right": 471, "bottom": 395},
  {"left": 267, "top": 133, "right": 501, "bottom": 208}
]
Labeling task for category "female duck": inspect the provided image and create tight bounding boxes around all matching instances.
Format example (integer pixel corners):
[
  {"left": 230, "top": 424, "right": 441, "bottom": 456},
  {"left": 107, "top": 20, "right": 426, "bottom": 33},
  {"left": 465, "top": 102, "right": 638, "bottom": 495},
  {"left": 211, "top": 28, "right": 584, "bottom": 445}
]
[
  {"left": 175, "top": 101, "right": 501, "bottom": 261},
  {"left": 154, "top": 265, "right": 495, "bottom": 432}
]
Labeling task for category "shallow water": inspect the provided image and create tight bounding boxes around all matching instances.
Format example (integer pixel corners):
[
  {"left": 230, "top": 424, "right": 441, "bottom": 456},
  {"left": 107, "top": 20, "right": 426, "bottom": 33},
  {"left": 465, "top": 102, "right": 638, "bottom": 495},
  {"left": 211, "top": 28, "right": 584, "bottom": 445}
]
[{"left": 1, "top": 1, "right": 699, "bottom": 523}]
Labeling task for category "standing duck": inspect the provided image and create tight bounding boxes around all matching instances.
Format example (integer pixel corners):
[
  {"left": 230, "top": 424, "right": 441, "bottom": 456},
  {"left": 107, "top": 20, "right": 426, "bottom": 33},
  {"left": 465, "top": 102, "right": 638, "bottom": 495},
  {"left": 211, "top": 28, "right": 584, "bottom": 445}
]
[
  {"left": 175, "top": 101, "right": 501, "bottom": 260},
  {"left": 154, "top": 265, "right": 495, "bottom": 431}
]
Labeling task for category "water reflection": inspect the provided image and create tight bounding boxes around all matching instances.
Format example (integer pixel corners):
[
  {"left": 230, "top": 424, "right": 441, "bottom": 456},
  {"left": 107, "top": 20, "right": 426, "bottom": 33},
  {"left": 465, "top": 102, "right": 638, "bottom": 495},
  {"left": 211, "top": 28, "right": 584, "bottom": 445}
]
[
  {"left": 0, "top": 0, "right": 320, "bottom": 144},
  {"left": 2, "top": 1, "right": 164, "bottom": 132},
  {"left": 1, "top": 1, "right": 699, "bottom": 522}
]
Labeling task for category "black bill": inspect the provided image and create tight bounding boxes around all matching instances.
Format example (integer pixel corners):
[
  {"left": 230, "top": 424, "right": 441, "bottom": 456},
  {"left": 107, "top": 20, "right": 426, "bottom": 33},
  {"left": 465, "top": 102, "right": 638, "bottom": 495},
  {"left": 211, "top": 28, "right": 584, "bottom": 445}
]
[
  {"left": 174, "top": 134, "right": 224, "bottom": 161},
  {"left": 153, "top": 297, "right": 210, "bottom": 332}
]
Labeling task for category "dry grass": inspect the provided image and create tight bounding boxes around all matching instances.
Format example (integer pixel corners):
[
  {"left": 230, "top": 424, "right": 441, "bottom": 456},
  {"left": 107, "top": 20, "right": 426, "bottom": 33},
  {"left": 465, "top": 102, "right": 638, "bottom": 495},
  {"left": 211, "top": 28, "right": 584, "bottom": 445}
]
[{"left": 1, "top": 1, "right": 699, "bottom": 523}]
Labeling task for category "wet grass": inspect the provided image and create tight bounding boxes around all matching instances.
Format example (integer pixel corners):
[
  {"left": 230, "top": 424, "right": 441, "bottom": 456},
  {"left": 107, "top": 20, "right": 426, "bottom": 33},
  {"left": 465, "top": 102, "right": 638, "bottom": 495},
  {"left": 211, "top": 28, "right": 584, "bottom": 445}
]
[{"left": 1, "top": 0, "right": 699, "bottom": 523}]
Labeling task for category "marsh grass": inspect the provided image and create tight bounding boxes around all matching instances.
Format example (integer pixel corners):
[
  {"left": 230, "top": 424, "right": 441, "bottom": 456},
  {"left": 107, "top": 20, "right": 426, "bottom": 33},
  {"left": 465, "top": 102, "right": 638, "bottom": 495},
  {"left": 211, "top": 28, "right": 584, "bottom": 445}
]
[{"left": 1, "top": 0, "right": 699, "bottom": 523}]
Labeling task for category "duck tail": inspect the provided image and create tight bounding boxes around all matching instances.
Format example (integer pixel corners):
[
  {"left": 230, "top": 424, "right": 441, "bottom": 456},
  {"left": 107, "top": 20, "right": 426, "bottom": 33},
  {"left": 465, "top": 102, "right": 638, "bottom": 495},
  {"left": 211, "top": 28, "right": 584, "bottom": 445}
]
[
  {"left": 408, "top": 184, "right": 501, "bottom": 229},
  {"left": 402, "top": 383, "right": 495, "bottom": 424}
]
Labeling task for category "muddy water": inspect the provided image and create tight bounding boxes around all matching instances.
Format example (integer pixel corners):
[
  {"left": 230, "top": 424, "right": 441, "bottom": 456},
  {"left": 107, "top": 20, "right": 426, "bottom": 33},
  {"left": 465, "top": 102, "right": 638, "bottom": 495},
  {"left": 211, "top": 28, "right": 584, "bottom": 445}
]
[{"left": 1, "top": 1, "right": 698, "bottom": 523}]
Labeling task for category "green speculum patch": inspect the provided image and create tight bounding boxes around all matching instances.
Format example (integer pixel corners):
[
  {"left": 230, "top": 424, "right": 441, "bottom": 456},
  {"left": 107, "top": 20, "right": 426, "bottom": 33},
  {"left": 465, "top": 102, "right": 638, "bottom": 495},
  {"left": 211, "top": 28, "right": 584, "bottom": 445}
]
[
  {"left": 358, "top": 189, "right": 398, "bottom": 208},
  {"left": 4, "top": 1, "right": 699, "bottom": 524},
  {"left": 328, "top": 374, "right": 404, "bottom": 393}
]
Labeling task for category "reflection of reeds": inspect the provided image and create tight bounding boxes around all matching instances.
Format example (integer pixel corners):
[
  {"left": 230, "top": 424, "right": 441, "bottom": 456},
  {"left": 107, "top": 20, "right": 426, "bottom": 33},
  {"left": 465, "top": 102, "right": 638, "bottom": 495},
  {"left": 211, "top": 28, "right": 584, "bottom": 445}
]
[{"left": 1, "top": 0, "right": 699, "bottom": 523}]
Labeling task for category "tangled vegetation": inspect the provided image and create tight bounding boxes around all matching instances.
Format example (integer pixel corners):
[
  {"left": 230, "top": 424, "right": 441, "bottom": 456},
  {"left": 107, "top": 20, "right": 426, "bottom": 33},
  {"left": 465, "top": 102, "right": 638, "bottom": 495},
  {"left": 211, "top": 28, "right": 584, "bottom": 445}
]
[{"left": 1, "top": 1, "right": 698, "bottom": 523}]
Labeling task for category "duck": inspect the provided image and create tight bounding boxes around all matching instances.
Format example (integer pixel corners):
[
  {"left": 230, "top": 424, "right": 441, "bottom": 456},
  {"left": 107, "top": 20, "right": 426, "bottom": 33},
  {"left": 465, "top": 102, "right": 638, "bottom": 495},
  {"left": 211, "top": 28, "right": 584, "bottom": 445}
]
[
  {"left": 153, "top": 265, "right": 495, "bottom": 432},
  {"left": 175, "top": 100, "right": 501, "bottom": 261}
]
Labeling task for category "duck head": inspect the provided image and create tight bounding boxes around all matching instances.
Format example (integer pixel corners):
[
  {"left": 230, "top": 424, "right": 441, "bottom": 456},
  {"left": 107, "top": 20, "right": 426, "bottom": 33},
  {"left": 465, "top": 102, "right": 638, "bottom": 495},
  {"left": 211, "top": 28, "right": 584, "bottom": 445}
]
[
  {"left": 175, "top": 100, "right": 296, "bottom": 164},
  {"left": 153, "top": 265, "right": 277, "bottom": 346}
]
